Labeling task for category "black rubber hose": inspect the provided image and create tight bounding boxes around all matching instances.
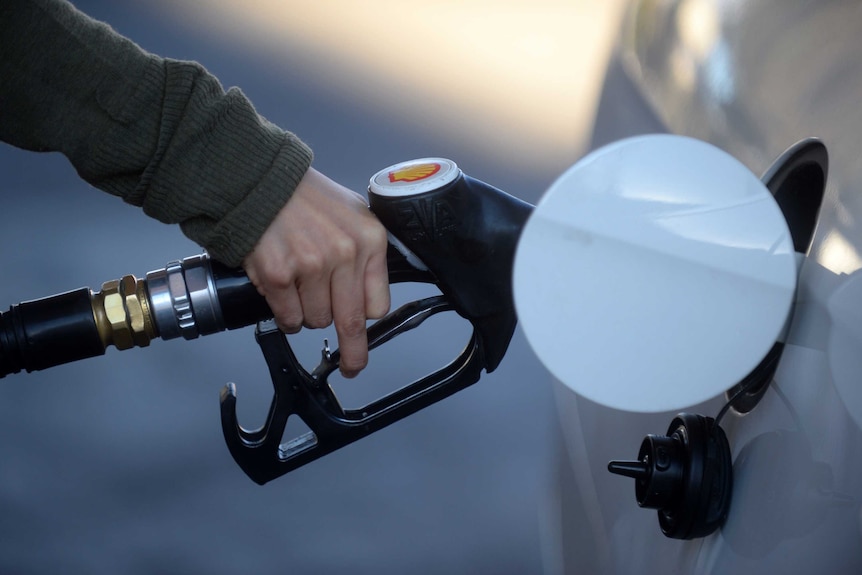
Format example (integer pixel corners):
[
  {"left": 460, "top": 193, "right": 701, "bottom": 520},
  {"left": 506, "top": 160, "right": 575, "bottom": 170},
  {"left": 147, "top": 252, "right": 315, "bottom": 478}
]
[{"left": 0, "top": 288, "right": 105, "bottom": 377}]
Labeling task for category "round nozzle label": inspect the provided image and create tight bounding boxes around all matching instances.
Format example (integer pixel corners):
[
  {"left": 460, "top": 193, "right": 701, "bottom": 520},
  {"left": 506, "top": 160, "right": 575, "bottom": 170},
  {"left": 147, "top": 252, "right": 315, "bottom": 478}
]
[{"left": 369, "top": 158, "right": 460, "bottom": 198}]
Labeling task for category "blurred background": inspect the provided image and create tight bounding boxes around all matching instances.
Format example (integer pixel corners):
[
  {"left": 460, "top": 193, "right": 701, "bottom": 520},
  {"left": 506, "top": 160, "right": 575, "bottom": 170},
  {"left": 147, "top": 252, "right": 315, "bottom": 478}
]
[{"left": 0, "top": 1, "right": 626, "bottom": 573}]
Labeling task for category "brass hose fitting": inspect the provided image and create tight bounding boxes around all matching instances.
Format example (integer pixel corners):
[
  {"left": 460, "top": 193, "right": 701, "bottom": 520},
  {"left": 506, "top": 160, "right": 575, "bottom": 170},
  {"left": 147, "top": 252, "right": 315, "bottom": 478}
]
[{"left": 91, "top": 275, "right": 157, "bottom": 350}]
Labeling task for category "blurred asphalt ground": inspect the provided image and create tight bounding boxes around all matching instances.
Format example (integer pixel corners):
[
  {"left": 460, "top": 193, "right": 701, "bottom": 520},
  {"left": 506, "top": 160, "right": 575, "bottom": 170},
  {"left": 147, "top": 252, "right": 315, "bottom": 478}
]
[{"left": 0, "top": 1, "right": 625, "bottom": 573}]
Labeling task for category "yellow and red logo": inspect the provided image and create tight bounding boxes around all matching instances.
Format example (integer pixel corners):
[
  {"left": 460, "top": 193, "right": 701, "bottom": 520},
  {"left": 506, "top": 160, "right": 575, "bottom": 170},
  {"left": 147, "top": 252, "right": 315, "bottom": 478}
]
[{"left": 388, "top": 162, "right": 441, "bottom": 183}]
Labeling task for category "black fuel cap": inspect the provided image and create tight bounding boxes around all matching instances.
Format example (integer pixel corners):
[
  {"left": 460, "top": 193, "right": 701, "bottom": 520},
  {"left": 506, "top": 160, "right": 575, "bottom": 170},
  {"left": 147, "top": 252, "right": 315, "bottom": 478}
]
[{"left": 608, "top": 413, "right": 733, "bottom": 539}]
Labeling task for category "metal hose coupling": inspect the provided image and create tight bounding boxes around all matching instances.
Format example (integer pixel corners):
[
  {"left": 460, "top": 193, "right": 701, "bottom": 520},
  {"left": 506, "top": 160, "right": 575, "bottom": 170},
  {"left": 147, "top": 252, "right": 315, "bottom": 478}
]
[
  {"left": 91, "top": 274, "right": 156, "bottom": 350},
  {"left": 90, "top": 254, "right": 226, "bottom": 350},
  {"left": 144, "top": 254, "right": 225, "bottom": 341}
]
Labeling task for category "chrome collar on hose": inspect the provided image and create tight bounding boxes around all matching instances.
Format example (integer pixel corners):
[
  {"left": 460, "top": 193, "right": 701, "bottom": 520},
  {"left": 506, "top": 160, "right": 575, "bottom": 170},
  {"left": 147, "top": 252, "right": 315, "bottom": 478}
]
[{"left": 145, "top": 254, "right": 225, "bottom": 341}]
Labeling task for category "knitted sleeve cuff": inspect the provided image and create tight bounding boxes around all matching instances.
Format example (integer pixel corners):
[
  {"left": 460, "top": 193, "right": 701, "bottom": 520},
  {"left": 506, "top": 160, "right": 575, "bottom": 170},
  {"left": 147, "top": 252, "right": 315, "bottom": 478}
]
[{"left": 180, "top": 130, "right": 314, "bottom": 267}]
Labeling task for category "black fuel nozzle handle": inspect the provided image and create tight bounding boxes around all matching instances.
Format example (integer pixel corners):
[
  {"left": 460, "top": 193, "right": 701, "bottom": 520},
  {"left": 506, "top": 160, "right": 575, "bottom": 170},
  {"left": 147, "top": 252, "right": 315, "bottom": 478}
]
[{"left": 220, "top": 158, "right": 534, "bottom": 483}]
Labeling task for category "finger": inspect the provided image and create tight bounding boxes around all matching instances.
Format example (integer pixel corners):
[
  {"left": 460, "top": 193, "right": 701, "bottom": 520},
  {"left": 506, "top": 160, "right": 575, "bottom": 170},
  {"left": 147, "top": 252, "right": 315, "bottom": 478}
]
[
  {"left": 296, "top": 267, "right": 333, "bottom": 329},
  {"left": 330, "top": 264, "right": 368, "bottom": 378},
  {"left": 364, "top": 249, "right": 390, "bottom": 319},
  {"left": 266, "top": 283, "right": 304, "bottom": 334}
]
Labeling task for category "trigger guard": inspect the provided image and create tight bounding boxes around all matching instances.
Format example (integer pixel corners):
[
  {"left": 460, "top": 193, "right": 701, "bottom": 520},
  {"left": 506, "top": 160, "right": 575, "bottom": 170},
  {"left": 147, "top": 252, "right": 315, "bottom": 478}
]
[
  {"left": 313, "top": 295, "right": 456, "bottom": 379},
  {"left": 219, "top": 299, "right": 491, "bottom": 484}
]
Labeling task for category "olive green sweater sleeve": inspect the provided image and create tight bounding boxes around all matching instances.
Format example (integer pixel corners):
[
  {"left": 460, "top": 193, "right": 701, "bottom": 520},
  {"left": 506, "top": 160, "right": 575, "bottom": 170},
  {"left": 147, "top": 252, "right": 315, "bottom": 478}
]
[{"left": 0, "top": 0, "right": 314, "bottom": 267}]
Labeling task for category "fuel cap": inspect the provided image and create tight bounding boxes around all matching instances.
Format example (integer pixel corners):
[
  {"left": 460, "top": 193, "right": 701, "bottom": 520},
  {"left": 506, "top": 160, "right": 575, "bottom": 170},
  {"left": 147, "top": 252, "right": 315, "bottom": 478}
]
[{"left": 369, "top": 158, "right": 461, "bottom": 198}]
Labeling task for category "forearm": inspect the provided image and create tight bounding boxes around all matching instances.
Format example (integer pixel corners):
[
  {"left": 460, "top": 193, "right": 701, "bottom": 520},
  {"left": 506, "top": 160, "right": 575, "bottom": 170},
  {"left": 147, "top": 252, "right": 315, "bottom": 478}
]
[{"left": 0, "top": 0, "right": 313, "bottom": 266}]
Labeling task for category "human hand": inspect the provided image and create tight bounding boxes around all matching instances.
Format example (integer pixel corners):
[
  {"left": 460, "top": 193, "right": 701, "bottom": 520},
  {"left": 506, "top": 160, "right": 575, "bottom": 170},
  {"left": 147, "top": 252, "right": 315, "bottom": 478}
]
[{"left": 242, "top": 167, "right": 391, "bottom": 378}]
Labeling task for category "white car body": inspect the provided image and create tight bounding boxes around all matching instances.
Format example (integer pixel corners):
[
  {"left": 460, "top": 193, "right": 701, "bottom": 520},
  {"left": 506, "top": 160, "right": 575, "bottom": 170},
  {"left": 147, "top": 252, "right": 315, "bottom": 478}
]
[{"left": 545, "top": 1, "right": 862, "bottom": 573}]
